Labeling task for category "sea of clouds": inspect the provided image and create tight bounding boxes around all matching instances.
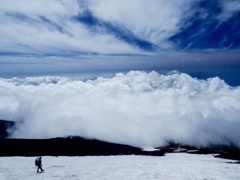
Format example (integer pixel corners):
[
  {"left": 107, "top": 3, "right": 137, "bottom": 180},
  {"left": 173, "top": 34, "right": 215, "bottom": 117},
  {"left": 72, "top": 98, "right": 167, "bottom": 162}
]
[{"left": 0, "top": 71, "right": 240, "bottom": 148}]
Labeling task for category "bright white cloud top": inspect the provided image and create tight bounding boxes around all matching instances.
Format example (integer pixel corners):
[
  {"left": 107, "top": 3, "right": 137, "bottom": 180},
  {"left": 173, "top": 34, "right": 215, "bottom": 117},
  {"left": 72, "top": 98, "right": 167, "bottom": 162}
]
[{"left": 0, "top": 71, "right": 240, "bottom": 148}]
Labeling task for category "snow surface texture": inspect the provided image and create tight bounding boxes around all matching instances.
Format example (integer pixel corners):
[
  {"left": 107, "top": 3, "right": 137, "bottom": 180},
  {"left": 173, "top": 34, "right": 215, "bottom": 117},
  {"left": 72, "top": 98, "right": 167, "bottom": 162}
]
[
  {"left": 0, "top": 71, "right": 240, "bottom": 148},
  {"left": 0, "top": 153, "right": 239, "bottom": 180}
]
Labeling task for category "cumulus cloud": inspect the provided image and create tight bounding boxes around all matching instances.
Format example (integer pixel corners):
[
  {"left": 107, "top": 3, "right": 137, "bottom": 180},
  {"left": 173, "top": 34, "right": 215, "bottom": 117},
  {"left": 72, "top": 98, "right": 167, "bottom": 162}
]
[{"left": 0, "top": 71, "right": 240, "bottom": 148}]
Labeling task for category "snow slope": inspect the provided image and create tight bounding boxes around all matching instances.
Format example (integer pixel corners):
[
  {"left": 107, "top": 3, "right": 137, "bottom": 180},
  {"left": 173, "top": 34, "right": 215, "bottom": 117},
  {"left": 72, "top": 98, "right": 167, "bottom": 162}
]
[{"left": 0, "top": 153, "right": 239, "bottom": 180}]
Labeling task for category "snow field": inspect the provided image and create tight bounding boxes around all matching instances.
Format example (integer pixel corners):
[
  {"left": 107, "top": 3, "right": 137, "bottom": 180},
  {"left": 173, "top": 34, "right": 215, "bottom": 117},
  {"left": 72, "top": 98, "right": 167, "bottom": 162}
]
[{"left": 0, "top": 153, "right": 239, "bottom": 180}]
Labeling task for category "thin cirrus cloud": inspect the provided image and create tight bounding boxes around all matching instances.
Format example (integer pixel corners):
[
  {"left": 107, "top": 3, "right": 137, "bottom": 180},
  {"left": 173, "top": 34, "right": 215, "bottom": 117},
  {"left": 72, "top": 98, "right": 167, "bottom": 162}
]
[
  {"left": 0, "top": 0, "right": 138, "bottom": 55},
  {"left": 170, "top": 0, "right": 240, "bottom": 49},
  {"left": 0, "top": 1, "right": 240, "bottom": 150},
  {"left": 0, "top": 0, "right": 239, "bottom": 56},
  {"left": 0, "top": 71, "right": 240, "bottom": 148}
]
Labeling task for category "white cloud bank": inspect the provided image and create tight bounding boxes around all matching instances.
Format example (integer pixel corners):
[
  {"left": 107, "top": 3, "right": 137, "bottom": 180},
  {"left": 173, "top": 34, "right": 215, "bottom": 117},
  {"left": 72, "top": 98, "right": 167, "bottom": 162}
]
[{"left": 0, "top": 71, "right": 240, "bottom": 148}]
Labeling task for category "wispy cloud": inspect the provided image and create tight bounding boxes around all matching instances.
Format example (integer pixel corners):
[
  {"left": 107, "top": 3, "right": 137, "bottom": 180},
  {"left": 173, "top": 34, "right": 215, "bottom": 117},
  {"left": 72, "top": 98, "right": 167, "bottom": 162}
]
[
  {"left": 1, "top": 0, "right": 239, "bottom": 56},
  {"left": 169, "top": 0, "right": 240, "bottom": 49},
  {"left": 0, "top": 0, "right": 138, "bottom": 55},
  {"left": 218, "top": 0, "right": 240, "bottom": 21}
]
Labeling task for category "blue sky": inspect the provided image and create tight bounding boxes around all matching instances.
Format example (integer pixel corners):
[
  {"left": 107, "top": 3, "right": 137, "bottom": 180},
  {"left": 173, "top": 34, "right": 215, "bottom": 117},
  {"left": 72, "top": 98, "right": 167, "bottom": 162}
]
[
  {"left": 0, "top": 0, "right": 240, "bottom": 85},
  {"left": 1, "top": 0, "right": 240, "bottom": 147}
]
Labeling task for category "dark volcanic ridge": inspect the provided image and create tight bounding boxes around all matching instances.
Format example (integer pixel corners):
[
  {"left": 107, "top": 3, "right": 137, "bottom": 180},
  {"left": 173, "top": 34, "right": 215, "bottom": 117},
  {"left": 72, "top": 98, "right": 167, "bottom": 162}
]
[
  {"left": 0, "top": 120, "right": 240, "bottom": 162},
  {"left": 0, "top": 119, "right": 15, "bottom": 138},
  {"left": 0, "top": 136, "right": 164, "bottom": 157}
]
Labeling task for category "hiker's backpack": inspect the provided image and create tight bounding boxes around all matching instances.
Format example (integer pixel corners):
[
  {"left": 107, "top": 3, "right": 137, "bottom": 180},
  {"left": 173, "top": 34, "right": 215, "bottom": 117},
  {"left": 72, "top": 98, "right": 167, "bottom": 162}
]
[{"left": 35, "top": 158, "right": 40, "bottom": 166}]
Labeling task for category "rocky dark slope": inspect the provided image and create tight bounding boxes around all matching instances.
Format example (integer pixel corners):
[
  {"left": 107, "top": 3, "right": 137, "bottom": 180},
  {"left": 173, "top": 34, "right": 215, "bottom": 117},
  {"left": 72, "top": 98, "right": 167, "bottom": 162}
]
[
  {"left": 0, "top": 136, "right": 164, "bottom": 157},
  {"left": 0, "top": 119, "right": 239, "bottom": 162},
  {"left": 0, "top": 120, "right": 15, "bottom": 138}
]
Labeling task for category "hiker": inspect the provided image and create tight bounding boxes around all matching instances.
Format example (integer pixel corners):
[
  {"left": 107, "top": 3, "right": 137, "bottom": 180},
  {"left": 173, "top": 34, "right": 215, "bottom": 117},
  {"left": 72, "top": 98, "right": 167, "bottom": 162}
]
[{"left": 35, "top": 157, "right": 44, "bottom": 173}]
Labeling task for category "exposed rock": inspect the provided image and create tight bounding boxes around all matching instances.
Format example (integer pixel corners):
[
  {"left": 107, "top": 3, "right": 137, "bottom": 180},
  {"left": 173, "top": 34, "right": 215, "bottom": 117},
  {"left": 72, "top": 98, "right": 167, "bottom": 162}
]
[{"left": 0, "top": 120, "right": 15, "bottom": 138}]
